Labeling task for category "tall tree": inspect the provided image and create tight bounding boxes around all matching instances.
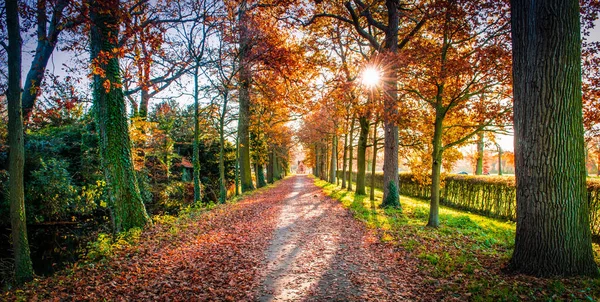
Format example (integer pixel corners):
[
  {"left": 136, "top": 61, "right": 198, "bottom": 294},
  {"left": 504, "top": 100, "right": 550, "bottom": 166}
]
[
  {"left": 509, "top": 0, "right": 598, "bottom": 276},
  {"left": 5, "top": 0, "right": 34, "bottom": 284},
  {"left": 402, "top": 0, "right": 511, "bottom": 227},
  {"left": 175, "top": 0, "right": 217, "bottom": 203},
  {"left": 312, "top": 0, "right": 427, "bottom": 208},
  {"left": 89, "top": 0, "right": 151, "bottom": 232},
  {"left": 237, "top": 0, "right": 255, "bottom": 192}
]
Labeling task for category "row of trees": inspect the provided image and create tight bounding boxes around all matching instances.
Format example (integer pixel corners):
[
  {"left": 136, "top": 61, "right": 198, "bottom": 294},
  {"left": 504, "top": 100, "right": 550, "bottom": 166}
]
[
  {"left": 300, "top": 0, "right": 600, "bottom": 277},
  {"left": 1, "top": 0, "right": 307, "bottom": 284}
]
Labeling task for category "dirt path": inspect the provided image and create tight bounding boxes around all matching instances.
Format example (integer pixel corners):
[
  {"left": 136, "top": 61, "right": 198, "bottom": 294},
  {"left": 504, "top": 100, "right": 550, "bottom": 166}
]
[
  {"left": 4, "top": 175, "right": 426, "bottom": 301},
  {"left": 257, "top": 175, "right": 422, "bottom": 301}
]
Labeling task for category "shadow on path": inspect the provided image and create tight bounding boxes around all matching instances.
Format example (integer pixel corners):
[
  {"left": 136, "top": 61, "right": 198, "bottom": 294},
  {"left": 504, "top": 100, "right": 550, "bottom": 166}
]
[{"left": 257, "top": 175, "right": 422, "bottom": 301}]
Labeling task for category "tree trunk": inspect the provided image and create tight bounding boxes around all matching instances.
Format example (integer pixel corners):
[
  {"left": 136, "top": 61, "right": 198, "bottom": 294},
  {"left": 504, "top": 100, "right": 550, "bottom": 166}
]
[
  {"left": 323, "top": 140, "right": 329, "bottom": 181},
  {"left": 342, "top": 130, "right": 348, "bottom": 188},
  {"left": 218, "top": 92, "right": 229, "bottom": 203},
  {"left": 370, "top": 120, "right": 378, "bottom": 201},
  {"left": 509, "top": 0, "right": 598, "bottom": 276},
  {"left": 138, "top": 38, "right": 151, "bottom": 118},
  {"left": 475, "top": 132, "right": 484, "bottom": 175},
  {"left": 427, "top": 110, "right": 444, "bottom": 228},
  {"left": 320, "top": 144, "right": 326, "bottom": 180},
  {"left": 313, "top": 145, "right": 319, "bottom": 177},
  {"left": 235, "top": 138, "right": 240, "bottom": 196},
  {"left": 381, "top": 0, "right": 400, "bottom": 208},
  {"left": 348, "top": 119, "right": 355, "bottom": 192},
  {"left": 497, "top": 144, "right": 503, "bottom": 176},
  {"left": 329, "top": 134, "right": 337, "bottom": 183},
  {"left": 356, "top": 116, "right": 369, "bottom": 195},
  {"left": 6, "top": 0, "right": 34, "bottom": 284},
  {"left": 192, "top": 65, "right": 202, "bottom": 203},
  {"left": 90, "top": 0, "right": 150, "bottom": 232},
  {"left": 274, "top": 152, "right": 281, "bottom": 180},
  {"left": 267, "top": 148, "right": 274, "bottom": 183},
  {"left": 237, "top": 0, "right": 254, "bottom": 192},
  {"left": 256, "top": 164, "right": 266, "bottom": 188}
]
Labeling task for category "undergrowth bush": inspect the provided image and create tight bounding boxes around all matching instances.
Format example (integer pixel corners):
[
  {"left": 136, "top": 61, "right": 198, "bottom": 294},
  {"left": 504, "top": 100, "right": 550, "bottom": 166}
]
[{"left": 85, "top": 228, "right": 143, "bottom": 262}]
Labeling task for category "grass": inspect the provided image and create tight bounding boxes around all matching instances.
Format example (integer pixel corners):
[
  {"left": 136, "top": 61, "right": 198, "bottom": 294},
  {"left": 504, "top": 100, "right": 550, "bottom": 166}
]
[{"left": 314, "top": 177, "right": 600, "bottom": 301}]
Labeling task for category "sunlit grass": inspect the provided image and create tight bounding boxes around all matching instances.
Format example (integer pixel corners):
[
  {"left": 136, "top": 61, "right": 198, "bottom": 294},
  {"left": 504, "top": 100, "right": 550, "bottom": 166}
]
[{"left": 313, "top": 176, "right": 600, "bottom": 300}]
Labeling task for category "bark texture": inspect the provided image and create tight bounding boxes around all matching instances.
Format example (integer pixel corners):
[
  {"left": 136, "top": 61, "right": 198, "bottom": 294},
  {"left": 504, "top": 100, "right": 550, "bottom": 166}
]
[
  {"left": 380, "top": 0, "right": 400, "bottom": 208},
  {"left": 7, "top": 0, "right": 34, "bottom": 284},
  {"left": 90, "top": 0, "right": 150, "bottom": 232},
  {"left": 509, "top": 0, "right": 598, "bottom": 276},
  {"left": 237, "top": 0, "right": 254, "bottom": 192}
]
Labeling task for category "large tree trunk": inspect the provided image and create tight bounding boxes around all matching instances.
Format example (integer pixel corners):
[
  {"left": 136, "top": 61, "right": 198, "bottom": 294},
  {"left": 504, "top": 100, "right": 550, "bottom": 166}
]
[
  {"left": 329, "top": 134, "right": 337, "bottom": 183},
  {"left": 6, "top": 0, "right": 34, "bottom": 284},
  {"left": 475, "top": 132, "right": 484, "bottom": 175},
  {"left": 90, "top": 0, "right": 150, "bottom": 232},
  {"left": 356, "top": 116, "right": 369, "bottom": 195},
  {"left": 237, "top": 0, "right": 254, "bottom": 192},
  {"left": 381, "top": 0, "right": 400, "bottom": 208},
  {"left": 509, "top": 0, "right": 598, "bottom": 276},
  {"left": 192, "top": 65, "right": 202, "bottom": 203},
  {"left": 427, "top": 110, "right": 444, "bottom": 228},
  {"left": 348, "top": 119, "right": 355, "bottom": 192}
]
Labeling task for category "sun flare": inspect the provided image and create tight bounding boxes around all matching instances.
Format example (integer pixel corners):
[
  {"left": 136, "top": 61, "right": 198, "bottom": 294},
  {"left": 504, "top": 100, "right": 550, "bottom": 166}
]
[{"left": 361, "top": 67, "right": 381, "bottom": 87}]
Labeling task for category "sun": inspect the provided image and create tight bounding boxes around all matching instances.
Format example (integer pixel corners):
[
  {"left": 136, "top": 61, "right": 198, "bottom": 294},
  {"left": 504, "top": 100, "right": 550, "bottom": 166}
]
[{"left": 361, "top": 67, "right": 381, "bottom": 87}]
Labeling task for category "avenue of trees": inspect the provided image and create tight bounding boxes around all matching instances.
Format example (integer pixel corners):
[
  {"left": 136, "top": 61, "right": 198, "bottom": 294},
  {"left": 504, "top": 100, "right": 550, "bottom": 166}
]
[
  {"left": 1, "top": 0, "right": 600, "bottom": 287},
  {"left": 1, "top": 0, "right": 306, "bottom": 285},
  {"left": 298, "top": 0, "right": 600, "bottom": 277}
]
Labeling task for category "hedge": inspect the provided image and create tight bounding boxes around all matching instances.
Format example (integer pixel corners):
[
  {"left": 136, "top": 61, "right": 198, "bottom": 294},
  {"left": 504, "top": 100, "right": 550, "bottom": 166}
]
[{"left": 336, "top": 170, "right": 600, "bottom": 237}]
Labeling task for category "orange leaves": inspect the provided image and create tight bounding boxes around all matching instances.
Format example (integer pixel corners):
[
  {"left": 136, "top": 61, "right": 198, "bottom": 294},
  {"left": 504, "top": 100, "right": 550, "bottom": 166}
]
[{"left": 102, "top": 79, "right": 111, "bottom": 92}]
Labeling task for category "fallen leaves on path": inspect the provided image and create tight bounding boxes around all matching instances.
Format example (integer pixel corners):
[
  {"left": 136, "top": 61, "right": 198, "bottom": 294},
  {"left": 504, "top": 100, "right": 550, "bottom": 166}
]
[
  {"left": 6, "top": 176, "right": 440, "bottom": 301},
  {"left": 4, "top": 179, "right": 292, "bottom": 301}
]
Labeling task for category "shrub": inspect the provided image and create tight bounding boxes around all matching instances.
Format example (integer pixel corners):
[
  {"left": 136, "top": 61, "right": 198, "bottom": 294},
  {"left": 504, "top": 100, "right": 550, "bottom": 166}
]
[{"left": 26, "top": 158, "right": 81, "bottom": 222}]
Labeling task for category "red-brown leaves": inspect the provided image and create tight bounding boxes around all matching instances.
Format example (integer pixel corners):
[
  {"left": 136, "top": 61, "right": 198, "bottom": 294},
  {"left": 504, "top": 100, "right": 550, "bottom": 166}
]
[{"left": 4, "top": 179, "right": 293, "bottom": 301}]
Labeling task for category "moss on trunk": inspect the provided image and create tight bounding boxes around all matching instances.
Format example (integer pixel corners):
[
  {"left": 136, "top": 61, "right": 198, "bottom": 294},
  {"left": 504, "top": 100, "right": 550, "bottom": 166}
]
[{"left": 90, "top": 0, "right": 150, "bottom": 232}]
